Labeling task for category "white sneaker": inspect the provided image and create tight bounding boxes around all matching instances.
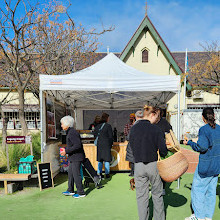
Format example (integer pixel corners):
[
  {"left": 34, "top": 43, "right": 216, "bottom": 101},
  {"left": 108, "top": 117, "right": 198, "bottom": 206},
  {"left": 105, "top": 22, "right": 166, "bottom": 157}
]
[
  {"left": 205, "top": 218, "right": 212, "bottom": 220},
  {"left": 185, "top": 214, "right": 198, "bottom": 220},
  {"left": 185, "top": 214, "right": 206, "bottom": 220}
]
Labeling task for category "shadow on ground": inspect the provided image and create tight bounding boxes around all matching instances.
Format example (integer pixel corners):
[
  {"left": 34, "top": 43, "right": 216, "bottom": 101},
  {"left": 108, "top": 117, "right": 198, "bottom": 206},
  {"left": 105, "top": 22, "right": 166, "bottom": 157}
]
[
  {"left": 53, "top": 172, "right": 116, "bottom": 196},
  {"left": 53, "top": 173, "right": 68, "bottom": 187},
  {"left": 84, "top": 173, "right": 116, "bottom": 195},
  {"left": 148, "top": 181, "right": 187, "bottom": 220}
]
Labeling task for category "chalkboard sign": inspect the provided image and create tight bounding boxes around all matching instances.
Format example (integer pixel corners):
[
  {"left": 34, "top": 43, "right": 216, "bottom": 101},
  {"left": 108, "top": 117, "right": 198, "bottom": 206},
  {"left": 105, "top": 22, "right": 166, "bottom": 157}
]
[{"left": 37, "top": 163, "right": 54, "bottom": 191}]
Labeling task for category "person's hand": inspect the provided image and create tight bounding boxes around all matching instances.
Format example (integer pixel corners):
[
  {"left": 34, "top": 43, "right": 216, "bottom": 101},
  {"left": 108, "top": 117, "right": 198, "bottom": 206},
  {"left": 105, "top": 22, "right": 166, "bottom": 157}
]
[{"left": 183, "top": 135, "right": 189, "bottom": 145}]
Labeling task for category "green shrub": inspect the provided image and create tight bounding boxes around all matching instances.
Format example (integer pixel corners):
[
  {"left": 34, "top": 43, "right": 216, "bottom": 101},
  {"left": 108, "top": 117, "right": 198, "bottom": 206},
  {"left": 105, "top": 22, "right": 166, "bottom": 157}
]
[
  {"left": 0, "top": 132, "right": 41, "bottom": 173},
  {"left": 32, "top": 132, "right": 41, "bottom": 162}
]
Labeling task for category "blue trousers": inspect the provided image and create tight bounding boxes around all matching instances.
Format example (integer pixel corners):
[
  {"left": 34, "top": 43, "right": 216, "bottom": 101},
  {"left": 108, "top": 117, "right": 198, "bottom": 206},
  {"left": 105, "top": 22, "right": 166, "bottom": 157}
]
[
  {"left": 191, "top": 166, "right": 218, "bottom": 219},
  {"left": 97, "top": 161, "right": 110, "bottom": 175}
]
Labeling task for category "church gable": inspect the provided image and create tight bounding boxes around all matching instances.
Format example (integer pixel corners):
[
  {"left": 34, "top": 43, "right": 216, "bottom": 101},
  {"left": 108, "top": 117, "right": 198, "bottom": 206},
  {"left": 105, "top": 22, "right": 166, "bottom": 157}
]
[{"left": 120, "top": 15, "right": 182, "bottom": 76}]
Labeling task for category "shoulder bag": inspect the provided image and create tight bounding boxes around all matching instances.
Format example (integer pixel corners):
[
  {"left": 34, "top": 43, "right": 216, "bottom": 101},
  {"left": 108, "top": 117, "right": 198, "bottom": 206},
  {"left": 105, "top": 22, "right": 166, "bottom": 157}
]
[{"left": 94, "top": 123, "right": 105, "bottom": 146}]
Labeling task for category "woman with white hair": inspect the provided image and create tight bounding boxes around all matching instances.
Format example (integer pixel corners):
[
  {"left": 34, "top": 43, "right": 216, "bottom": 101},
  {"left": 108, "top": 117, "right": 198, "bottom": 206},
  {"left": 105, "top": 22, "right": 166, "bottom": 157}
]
[{"left": 60, "top": 115, "right": 86, "bottom": 198}]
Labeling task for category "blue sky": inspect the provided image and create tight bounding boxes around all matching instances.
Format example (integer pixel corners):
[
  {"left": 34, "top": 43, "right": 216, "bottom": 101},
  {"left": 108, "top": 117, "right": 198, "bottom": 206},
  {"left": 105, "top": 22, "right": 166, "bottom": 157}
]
[
  {"left": 4, "top": 0, "right": 220, "bottom": 53},
  {"left": 63, "top": 0, "right": 220, "bottom": 53}
]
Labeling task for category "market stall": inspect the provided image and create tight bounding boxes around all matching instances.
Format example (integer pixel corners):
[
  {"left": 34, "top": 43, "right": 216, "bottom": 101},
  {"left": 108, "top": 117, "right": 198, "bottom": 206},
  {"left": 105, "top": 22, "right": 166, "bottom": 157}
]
[{"left": 39, "top": 53, "right": 181, "bottom": 172}]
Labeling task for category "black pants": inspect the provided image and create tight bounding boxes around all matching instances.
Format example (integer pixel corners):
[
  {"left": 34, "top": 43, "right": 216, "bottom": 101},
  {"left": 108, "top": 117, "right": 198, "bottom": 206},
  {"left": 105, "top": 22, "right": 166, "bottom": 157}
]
[
  {"left": 67, "top": 161, "right": 85, "bottom": 195},
  {"left": 130, "top": 162, "right": 134, "bottom": 175},
  {"left": 162, "top": 179, "right": 166, "bottom": 189}
]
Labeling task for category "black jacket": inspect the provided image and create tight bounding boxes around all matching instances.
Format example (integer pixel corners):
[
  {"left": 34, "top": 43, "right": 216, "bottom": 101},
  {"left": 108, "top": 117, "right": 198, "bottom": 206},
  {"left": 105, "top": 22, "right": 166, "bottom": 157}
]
[
  {"left": 125, "top": 142, "right": 134, "bottom": 163},
  {"left": 94, "top": 122, "right": 113, "bottom": 162},
  {"left": 65, "top": 127, "right": 85, "bottom": 162},
  {"left": 156, "top": 118, "right": 172, "bottom": 133},
  {"left": 130, "top": 120, "right": 167, "bottom": 163}
]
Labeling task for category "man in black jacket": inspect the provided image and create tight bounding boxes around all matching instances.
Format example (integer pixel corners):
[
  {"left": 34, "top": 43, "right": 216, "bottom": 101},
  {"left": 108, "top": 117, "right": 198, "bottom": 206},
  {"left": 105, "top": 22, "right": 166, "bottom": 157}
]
[
  {"left": 60, "top": 116, "right": 86, "bottom": 198},
  {"left": 126, "top": 110, "right": 143, "bottom": 176},
  {"left": 155, "top": 108, "right": 172, "bottom": 196},
  {"left": 130, "top": 105, "right": 167, "bottom": 220}
]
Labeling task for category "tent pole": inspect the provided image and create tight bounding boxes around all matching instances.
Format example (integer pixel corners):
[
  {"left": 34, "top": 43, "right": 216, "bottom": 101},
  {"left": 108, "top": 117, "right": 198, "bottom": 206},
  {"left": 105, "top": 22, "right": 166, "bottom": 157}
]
[
  {"left": 40, "top": 89, "right": 44, "bottom": 162},
  {"left": 177, "top": 89, "right": 181, "bottom": 189},
  {"left": 177, "top": 90, "right": 180, "bottom": 142},
  {"left": 74, "top": 101, "right": 77, "bottom": 129}
]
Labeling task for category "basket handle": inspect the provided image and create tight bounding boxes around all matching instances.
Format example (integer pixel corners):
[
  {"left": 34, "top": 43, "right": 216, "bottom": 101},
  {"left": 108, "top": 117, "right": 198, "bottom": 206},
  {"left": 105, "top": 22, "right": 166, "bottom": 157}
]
[
  {"left": 173, "top": 145, "right": 180, "bottom": 152},
  {"left": 157, "top": 150, "right": 161, "bottom": 161}
]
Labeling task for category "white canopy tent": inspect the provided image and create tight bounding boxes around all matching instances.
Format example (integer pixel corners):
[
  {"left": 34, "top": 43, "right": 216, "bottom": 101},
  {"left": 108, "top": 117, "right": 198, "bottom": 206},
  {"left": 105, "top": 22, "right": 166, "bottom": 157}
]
[{"left": 39, "top": 53, "right": 181, "bottom": 161}]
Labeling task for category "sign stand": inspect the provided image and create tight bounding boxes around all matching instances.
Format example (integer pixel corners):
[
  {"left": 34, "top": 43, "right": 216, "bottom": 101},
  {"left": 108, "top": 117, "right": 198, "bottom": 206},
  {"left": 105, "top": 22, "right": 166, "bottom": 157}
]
[
  {"left": 6, "top": 136, "right": 33, "bottom": 171},
  {"left": 37, "top": 162, "right": 54, "bottom": 191}
]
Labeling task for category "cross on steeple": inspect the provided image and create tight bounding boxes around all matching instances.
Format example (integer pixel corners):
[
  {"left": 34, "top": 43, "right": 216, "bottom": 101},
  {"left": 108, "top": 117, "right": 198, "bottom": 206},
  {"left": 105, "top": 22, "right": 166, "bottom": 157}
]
[{"left": 145, "top": 0, "right": 148, "bottom": 16}]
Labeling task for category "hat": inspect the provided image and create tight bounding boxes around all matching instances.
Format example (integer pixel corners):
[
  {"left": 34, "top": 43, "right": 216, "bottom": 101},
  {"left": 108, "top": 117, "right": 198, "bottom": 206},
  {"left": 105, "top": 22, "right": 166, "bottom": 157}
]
[{"left": 130, "top": 113, "right": 135, "bottom": 117}]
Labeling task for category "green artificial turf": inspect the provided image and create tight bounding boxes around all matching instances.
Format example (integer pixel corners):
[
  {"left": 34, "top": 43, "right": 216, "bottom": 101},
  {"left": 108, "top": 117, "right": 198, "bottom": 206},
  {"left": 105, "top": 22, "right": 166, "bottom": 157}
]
[
  {"left": 180, "top": 144, "right": 195, "bottom": 151},
  {"left": 0, "top": 173, "right": 219, "bottom": 220}
]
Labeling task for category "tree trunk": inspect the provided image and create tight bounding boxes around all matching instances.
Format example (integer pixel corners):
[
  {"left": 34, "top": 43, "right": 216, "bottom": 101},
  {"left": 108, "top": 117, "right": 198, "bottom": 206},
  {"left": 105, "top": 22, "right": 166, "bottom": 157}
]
[
  {"left": 18, "top": 89, "right": 28, "bottom": 135},
  {"left": 1, "top": 107, "right": 7, "bottom": 151}
]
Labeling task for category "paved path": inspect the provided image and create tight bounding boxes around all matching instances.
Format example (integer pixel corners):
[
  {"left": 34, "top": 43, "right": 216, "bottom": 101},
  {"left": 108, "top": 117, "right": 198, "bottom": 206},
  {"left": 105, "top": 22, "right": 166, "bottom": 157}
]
[{"left": 181, "top": 147, "right": 199, "bottom": 173}]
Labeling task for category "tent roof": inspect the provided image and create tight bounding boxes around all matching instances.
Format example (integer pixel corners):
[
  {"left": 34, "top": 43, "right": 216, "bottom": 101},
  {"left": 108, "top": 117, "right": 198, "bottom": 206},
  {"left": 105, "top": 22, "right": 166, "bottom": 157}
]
[{"left": 39, "top": 53, "right": 180, "bottom": 109}]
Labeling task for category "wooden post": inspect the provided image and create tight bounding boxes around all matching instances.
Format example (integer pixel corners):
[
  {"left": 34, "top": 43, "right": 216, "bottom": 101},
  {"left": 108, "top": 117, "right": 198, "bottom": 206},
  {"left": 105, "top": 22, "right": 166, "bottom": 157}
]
[
  {"left": 6, "top": 144, "right": 10, "bottom": 171},
  {"left": 30, "top": 142, "right": 33, "bottom": 156},
  {"left": 4, "top": 180, "right": 8, "bottom": 195}
]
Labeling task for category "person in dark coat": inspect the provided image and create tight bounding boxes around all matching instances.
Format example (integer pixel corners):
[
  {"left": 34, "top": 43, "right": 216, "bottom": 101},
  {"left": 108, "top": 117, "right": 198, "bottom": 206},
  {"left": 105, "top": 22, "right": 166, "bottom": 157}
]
[
  {"left": 155, "top": 108, "right": 172, "bottom": 196},
  {"left": 60, "top": 116, "right": 86, "bottom": 198},
  {"left": 126, "top": 110, "right": 143, "bottom": 176},
  {"left": 94, "top": 112, "right": 113, "bottom": 179},
  {"left": 156, "top": 108, "right": 172, "bottom": 133}
]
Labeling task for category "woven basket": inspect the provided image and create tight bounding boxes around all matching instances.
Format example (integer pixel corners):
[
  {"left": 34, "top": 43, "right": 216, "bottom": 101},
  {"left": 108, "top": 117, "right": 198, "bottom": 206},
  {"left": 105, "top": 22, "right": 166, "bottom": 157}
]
[{"left": 157, "top": 148, "right": 189, "bottom": 182}]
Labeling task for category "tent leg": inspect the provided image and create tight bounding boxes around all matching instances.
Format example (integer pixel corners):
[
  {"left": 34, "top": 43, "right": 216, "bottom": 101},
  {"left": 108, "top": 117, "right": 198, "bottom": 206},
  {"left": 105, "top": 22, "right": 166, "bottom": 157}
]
[
  {"left": 74, "top": 104, "right": 77, "bottom": 129},
  {"left": 40, "top": 89, "right": 44, "bottom": 162},
  {"left": 177, "top": 89, "right": 181, "bottom": 189}
]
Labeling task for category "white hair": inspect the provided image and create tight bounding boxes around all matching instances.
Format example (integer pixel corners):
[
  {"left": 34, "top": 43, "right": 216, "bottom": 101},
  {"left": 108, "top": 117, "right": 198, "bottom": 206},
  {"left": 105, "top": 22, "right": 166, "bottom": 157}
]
[
  {"left": 60, "top": 116, "right": 74, "bottom": 128},
  {"left": 135, "top": 110, "right": 143, "bottom": 118}
]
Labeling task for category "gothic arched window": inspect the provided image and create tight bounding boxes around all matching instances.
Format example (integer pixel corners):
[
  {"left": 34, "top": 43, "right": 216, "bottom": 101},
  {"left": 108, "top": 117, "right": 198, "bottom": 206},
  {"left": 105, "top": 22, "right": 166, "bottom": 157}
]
[{"left": 142, "top": 49, "right": 148, "bottom": 63}]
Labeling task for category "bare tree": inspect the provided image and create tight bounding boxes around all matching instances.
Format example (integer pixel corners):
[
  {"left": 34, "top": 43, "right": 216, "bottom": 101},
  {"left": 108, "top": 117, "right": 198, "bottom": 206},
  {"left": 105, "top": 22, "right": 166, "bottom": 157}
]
[
  {"left": 0, "top": 88, "right": 14, "bottom": 151},
  {"left": 188, "top": 41, "right": 220, "bottom": 94},
  {"left": 0, "top": 0, "right": 113, "bottom": 134}
]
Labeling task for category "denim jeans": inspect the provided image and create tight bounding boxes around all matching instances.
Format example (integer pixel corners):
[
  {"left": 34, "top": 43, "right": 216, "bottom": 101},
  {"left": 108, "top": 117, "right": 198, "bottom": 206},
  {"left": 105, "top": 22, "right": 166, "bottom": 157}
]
[
  {"left": 191, "top": 166, "right": 218, "bottom": 219},
  {"left": 97, "top": 161, "right": 110, "bottom": 175}
]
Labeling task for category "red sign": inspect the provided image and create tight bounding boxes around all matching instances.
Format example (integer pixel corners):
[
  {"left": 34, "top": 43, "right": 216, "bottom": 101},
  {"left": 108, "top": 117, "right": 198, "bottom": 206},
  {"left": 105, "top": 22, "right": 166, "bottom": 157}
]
[{"left": 6, "top": 136, "right": 26, "bottom": 144}]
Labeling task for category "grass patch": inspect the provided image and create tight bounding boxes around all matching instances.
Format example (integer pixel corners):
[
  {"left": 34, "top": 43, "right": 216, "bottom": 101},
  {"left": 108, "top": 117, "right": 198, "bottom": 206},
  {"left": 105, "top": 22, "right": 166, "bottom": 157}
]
[
  {"left": 180, "top": 144, "right": 194, "bottom": 151},
  {"left": 0, "top": 173, "right": 219, "bottom": 220}
]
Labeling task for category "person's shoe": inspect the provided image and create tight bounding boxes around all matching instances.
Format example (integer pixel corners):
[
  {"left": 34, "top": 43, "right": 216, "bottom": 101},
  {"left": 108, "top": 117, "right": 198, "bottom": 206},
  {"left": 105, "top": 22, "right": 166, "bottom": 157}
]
[
  {"left": 185, "top": 214, "right": 205, "bottom": 220},
  {"left": 105, "top": 174, "right": 110, "bottom": 179},
  {"left": 62, "top": 191, "right": 75, "bottom": 196},
  {"left": 162, "top": 189, "right": 166, "bottom": 196},
  {"left": 128, "top": 173, "right": 134, "bottom": 177},
  {"left": 205, "top": 218, "right": 212, "bottom": 220},
  {"left": 185, "top": 214, "right": 197, "bottom": 220},
  {"left": 73, "top": 194, "right": 86, "bottom": 199}
]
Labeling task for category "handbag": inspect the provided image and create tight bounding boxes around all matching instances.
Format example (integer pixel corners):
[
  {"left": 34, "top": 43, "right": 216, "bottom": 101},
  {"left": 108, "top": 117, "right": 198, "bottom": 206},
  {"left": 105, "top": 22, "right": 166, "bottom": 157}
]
[{"left": 94, "top": 123, "right": 105, "bottom": 146}]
